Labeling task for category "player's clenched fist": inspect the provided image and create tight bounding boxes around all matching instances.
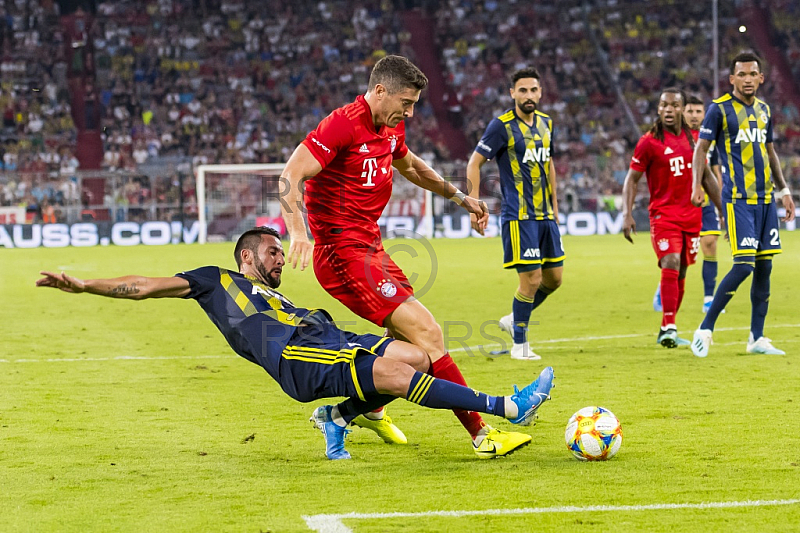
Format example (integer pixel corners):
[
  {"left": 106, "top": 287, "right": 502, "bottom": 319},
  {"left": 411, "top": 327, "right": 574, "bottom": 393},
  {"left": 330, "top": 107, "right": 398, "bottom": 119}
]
[{"left": 463, "top": 196, "right": 489, "bottom": 235}]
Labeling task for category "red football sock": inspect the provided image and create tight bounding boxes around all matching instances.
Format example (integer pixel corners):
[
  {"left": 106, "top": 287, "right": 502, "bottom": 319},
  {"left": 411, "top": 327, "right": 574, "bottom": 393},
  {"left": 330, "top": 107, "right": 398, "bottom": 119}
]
[
  {"left": 661, "top": 268, "right": 680, "bottom": 327},
  {"left": 677, "top": 276, "right": 686, "bottom": 313},
  {"left": 429, "top": 354, "right": 485, "bottom": 437}
]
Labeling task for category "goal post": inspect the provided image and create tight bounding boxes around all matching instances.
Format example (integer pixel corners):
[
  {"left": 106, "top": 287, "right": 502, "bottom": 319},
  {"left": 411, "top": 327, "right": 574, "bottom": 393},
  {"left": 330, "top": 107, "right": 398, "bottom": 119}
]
[
  {"left": 195, "top": 163, "right": 434, "bottom": 244},
  {"left": 196, "top": 164, "right": 286, "bottom": 244}
]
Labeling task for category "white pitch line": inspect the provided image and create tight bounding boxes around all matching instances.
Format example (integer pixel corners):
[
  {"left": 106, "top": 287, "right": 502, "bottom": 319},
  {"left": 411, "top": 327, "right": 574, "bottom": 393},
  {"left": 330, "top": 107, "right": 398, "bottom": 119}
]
[
  {"left": 0, "top": 354, "right": 235, "bottom": 364},
  {"left": 302, "top": 499, "right": 800, "bottom": 533},
  {"left": 2, "top": 323, "right": 797, "bottom": 363},
  {"left": 448, "top": 323, "right": 800, "bottom": 354}
]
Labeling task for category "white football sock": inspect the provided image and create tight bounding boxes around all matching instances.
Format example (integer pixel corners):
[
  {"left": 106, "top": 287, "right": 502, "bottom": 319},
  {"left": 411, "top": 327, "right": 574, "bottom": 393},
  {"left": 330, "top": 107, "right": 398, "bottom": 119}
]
[
  {"left": 330, "top": 406, "right": 347, "bottom": 428},
  {"left": 363, "top": 407, "right": 384, "bottom": 421},
  {"left": 504, "top": 397, "right": 519, "bottom": 419}
]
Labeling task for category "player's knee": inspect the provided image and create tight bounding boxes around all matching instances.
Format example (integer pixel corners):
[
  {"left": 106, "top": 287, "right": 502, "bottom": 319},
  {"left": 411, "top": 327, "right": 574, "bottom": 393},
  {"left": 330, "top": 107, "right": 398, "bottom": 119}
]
[
  {"left": 372, "top": 358, "right": 415, "bottom": 396},
  {"left": 544, "top": 274, "right": 562, "bottom": 291},
  {"left": 408, "top": 345, "right": 430, "bottom": 372},
  {"left": 660, "top": 254, "right": 680, "bottom": 271},
  {"left": 389, "top": 343, "right": 430, "bottom": 373},
  {"left": 416, "top": 317, "right": 443, "bottom": 345},
  {"left": 732, "top": 260, "right": 756, "bottom": 276},
  {"left": 519, "top": 270, "right": 542, "bottom": 292},
  {"left": 756, "top": 258, "right": 773, "bottom": 275},
  {"left": 399, "top": 318, "right": 443, "bottom": 359}
]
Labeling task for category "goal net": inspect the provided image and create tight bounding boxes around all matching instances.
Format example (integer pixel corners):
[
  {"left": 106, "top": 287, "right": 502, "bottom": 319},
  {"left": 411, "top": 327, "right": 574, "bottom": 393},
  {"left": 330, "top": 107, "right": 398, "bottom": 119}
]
[{"left": 195, "top": 164, "right": 433, "bottom": 244}]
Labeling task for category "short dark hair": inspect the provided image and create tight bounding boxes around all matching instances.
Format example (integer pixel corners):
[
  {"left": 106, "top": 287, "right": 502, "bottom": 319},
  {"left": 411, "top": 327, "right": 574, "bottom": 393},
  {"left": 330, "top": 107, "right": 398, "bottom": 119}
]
[
  {"left": 685, "top": 94, "right": 703, "bottom": 106},
  {"left": 730, "top": 52, "right": 762, "bottom": 74},
  {"left": 234, "top": 227, "right": 281, "bottom": 268},
  {"left": 510, "top": 67, "right": 541, "bottom": 88},
  {"left": 368, "top": 55, "right": 428, "bottom": 93}
]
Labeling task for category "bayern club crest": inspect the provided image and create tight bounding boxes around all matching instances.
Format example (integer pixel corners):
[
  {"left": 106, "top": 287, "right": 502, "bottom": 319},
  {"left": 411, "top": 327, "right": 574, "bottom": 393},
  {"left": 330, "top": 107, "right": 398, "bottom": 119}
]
[
  {"left": 389, "top": 135, "right": 397, "bottom": 153},
  {"left": 657, "top": 239, "right": 670, "bottom": 251},
  {"left": 378, "top": 279, "right": 397, "bottom": 298}
]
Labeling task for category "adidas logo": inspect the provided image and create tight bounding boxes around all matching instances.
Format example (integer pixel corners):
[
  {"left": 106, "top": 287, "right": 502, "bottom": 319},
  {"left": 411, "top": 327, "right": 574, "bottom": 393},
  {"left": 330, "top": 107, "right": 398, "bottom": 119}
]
[
  {"left": 359, "top": 143, "right": 369, "bottom": 153},
  {"left": 664, "top": 146, "right": 674, "bottom": 155}
]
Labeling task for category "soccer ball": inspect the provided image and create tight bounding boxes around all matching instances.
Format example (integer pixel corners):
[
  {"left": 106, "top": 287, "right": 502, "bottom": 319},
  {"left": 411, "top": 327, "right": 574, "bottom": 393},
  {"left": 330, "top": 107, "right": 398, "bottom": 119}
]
[{"left": 565, "top": 406, "right": 623, "bottom": 461}]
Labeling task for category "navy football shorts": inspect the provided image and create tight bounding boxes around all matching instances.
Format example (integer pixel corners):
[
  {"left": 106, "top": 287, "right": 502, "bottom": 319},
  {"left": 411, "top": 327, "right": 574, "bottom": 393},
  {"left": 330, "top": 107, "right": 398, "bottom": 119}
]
[
  {"left": 275, "top": 323, "right": 393, "bottom": 403},
  {"left": 725, "top": 201, "right": 782, "bottom": 259},
  {"left": 501, "top": 218, "right": 565, "bottom": 271},
  {"left": 700, "top": 203, "right": 722, "bottom": 236}
]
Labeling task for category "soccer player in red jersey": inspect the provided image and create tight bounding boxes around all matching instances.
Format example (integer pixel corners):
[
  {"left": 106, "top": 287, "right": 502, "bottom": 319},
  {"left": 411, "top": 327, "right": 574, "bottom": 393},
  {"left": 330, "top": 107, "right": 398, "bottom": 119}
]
[
  {"left": 621, "top": 88, "right": 721, "bottom": 347},
  {"left": 279, "top": 55, "right": 545, "bottom": 458},
  {"left": 652, "top": 95, "right": 725, "bottom": 314}
]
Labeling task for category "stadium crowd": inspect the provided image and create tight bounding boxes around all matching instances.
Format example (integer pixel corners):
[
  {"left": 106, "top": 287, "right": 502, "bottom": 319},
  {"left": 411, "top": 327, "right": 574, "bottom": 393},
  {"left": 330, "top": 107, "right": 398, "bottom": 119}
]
[
  {"left": 1, "top": 0, "right": 799, "bottom": 223},
  {"left": 91, "top": 0, "right": 448, "bottom": 168}
]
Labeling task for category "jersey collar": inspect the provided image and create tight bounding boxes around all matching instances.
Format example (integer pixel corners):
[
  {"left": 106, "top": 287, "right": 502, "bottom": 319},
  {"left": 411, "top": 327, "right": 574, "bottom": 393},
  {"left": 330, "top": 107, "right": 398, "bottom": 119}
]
[
  {"left": 729, "top": 92, "right": 757, "bottom": 108},
  {"left": 357, "top": 95, "right": 383, "bottom": 134},
  {"left": 512, "top": 108, "right": 536, "bottom": 127}
]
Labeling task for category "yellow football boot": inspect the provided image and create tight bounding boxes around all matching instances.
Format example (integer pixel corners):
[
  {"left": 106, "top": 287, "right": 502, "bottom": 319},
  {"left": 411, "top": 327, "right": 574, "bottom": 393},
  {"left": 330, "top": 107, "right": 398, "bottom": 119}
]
[
  {"left": 472, "top": 428, "right": 531, "bottom": 459},
  {"left": 352, "top": 413, "right": 408, "bottom": 444}
]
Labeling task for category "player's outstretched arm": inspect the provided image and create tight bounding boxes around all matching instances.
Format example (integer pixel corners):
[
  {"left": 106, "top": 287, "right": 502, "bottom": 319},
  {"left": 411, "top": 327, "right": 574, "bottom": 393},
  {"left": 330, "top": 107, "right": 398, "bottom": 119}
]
[
  {"left": 36, "top": 272, "right": 191, "bottom": 299},
  {"left": 394, "top": 150, "right": 489, "bottom": 233},
  {"left": 692, "top": 139, "right": 712, "bottom": 207},
  {"left": 280, "top": 144, "right": 323, "bottom": 270},
  {"left": 621, "top": 169, "right": 643, "bottom": 243},
  {"left": 766, "top": 143, "right": 796, "bottom": 223}
]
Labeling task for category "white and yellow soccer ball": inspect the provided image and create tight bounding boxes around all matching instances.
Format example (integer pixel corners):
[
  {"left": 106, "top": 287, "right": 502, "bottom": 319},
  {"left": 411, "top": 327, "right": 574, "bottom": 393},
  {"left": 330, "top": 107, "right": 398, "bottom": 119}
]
[{"left": 565, "top": 406, "right": 623, "bottom": 461}]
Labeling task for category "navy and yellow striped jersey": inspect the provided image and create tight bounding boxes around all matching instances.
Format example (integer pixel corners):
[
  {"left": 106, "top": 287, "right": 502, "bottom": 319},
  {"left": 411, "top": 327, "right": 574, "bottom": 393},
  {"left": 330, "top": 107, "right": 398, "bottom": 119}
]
[
  {"left": 699, "top": 93, "right": 774, "bottom": 204},
  {"left": 175, "top": 266, "right": 331, "bottom": 375},
  {"left": 475, "top": 108, "right": 555, "bottom": 222}
]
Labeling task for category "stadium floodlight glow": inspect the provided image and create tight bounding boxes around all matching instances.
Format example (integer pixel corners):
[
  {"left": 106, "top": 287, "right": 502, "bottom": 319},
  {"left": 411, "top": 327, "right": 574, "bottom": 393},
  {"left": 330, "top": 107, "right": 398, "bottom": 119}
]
[{"left": 739, "top": 25, "right": 747, "bottom": 33}]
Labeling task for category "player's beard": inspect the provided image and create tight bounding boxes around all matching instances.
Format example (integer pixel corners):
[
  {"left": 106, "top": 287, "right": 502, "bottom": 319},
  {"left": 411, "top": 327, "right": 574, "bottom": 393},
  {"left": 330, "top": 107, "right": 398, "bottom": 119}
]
[
  {"left": 254, "top": 255, "right": 281, "bottom": 288},
  {"left": 520, "top": 100, "right": 537, "bottom": 114}
]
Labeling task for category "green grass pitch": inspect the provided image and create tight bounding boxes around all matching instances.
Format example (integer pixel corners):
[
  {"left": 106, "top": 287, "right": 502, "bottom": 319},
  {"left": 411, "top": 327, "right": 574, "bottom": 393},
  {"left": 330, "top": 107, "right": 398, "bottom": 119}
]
[{"left": 2, "top": 232, "right": 799, "bottom": 532}]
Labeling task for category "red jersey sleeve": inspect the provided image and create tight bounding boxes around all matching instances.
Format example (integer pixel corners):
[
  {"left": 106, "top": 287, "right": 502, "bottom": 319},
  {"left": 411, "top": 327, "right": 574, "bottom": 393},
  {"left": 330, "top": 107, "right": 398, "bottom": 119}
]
[
  {"left": 630, "top": 134, "right": 651, "bottom": 172},
  {"left": 391, "top": 122, "right": 409, "bottom": 160},
  {"left": 302, "top": 112, "right": 355, "bottom": 168}
]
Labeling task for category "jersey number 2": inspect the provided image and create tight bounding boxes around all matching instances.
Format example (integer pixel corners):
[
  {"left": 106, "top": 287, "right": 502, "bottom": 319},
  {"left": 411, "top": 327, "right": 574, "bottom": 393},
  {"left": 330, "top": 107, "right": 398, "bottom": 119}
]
[{"left": 769, "top": 228, "right": 780, "bottom": 246}]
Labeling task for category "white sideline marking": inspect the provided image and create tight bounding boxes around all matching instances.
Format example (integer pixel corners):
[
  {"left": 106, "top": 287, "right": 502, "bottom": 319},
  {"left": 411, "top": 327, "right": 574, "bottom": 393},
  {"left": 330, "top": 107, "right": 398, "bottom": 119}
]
[
  {"left": 449, "top": 323, "right": 800, "bottom": 354},
  {"left": 0, "top": 354, "right": 234, "bottom": 363},
  {"left": 302, "top": 499, "right": 800, "bottom": 533},
  {"left": 2, "top": 323, "right": 797, "bottom": 363}
]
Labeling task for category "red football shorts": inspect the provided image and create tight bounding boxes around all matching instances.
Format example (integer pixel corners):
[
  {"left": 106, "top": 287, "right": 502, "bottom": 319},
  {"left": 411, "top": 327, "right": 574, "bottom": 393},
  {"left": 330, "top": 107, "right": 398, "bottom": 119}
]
[
  {"left": 650, "top": 222, "right": 700, "bottom": 266},
  {"left": 313, "top": 241, "right": 414, "bottom": 326}
]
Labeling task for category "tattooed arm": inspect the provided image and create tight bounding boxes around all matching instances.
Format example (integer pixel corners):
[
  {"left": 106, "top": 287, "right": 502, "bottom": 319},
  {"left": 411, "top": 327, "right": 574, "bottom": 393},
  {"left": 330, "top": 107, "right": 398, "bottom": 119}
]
[{"left": 36, "top": 272, "right": 190, "bottom": 300}]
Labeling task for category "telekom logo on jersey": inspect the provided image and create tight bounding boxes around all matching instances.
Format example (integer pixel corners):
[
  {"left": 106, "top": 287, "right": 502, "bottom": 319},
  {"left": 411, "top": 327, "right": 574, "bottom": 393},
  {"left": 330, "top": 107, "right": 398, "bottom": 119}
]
[
  {"left": 669, "top": 156, "right": 685, "bottom": 176},
  {"left": 361, "top": 157, "right": 378, "bottom": 187}
]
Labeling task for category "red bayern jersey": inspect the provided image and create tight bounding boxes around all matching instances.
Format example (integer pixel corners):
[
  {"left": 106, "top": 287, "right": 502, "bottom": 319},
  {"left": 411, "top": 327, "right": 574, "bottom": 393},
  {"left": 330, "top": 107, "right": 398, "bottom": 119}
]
[
  {"left": 301, "top": 95, "right": 409, "bottom": 245},
  {"left": 630, "top": 129, "right": 701, "bottom": 231}
]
